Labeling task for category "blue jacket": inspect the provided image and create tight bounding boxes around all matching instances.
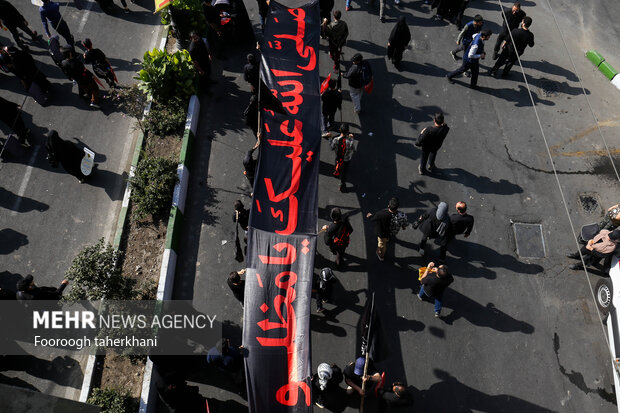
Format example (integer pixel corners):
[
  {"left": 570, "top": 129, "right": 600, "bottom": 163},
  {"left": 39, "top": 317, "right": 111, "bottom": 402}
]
[
  {"left": 464, "top": 33, "right": 485, "bottom": 63},
  {"left": 459, "top": 20, "right": 481, "bottom": 47},
  {"left": 39, "top": 2, "right": 62, "bottom": 37}
]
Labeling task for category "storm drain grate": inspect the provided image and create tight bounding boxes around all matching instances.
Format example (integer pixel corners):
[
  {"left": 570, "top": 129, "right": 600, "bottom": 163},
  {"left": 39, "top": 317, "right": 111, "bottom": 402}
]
[
  {"left": 411, "top": 39, "right": 430, "bottom": 51},
  {"left": 579, "top": 193, "right": 600, "bottom": 214},
  {"left": 539, "top": 80, "right": 560, "bottom": 97},
  {"left": 513, "top": 223, "right": 546, "bottom": 258}
]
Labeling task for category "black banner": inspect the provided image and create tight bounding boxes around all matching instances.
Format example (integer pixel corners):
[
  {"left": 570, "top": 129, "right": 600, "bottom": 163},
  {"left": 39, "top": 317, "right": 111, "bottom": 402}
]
[{"left": 243, "top": 1, "right": 320, "bottom": 412}]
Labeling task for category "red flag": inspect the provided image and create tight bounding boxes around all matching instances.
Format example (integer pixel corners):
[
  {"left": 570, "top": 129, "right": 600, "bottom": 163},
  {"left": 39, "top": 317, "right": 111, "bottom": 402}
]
[{"left": 320, "top": 72, "right": 331, "bottom": 95}]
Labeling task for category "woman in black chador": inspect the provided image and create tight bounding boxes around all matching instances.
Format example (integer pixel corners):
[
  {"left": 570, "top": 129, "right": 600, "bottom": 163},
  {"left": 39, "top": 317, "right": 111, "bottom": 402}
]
[
  {"left": 387, "top": 16, "right": 411, "bottom": 68},
  {"left": 45, "top": 130, "right": 87, "bottom": 183}
]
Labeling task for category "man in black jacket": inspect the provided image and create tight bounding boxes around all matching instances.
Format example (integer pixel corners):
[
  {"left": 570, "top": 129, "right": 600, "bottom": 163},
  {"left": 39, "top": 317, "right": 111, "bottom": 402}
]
[
  {"left": 342, "top": 53, "right": 365, "bottom": 114},
  {"left": 16, "top": 275, "right": 68, "bottom": 301},
  {"left": 227, "top": 269, "right": 245, "bottom": 306},
  {"left": 418, "top": 262, "right": 453, "bottom": 317},
  {"left": 243, "top": 53, "right": 259, "bottom": 93},
  {"left": 413, "top": 201, "right": 452, "bottom": 259},
  {"left": 492, "top": 1, "right": 526, "bottom": 60},
  {"left": 416, "top": 113, "right": 450, "bottom": 175},
  {"left": 322, "top": 207, "right": 353, "bottom": 269},
  {"left": 321, "top": 79, "right": 342, "bottom": 133},
  {"left": 489, "top": 16, "right": 534, "bottom": 78},
  {"left": 367, "top": 197, "right": 409, "bottom": 261}
]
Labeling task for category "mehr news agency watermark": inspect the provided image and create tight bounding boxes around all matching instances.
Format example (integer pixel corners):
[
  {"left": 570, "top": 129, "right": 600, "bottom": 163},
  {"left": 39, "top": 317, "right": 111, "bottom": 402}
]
[{"left": 0, "top": 301, "right": 221, "bottom": 355}]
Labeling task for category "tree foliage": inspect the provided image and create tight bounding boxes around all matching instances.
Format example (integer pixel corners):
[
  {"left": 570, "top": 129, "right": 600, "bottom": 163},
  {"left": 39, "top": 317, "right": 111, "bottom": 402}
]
[{"left": 64, "top": 239, "right": 135, "bottom": 301}]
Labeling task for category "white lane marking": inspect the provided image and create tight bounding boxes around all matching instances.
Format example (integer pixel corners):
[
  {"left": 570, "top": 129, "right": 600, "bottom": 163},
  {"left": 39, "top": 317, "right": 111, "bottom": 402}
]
[
  {"left": 11, "top": 145, "right": 41, "bottom": 216},
  {"left": 77, "top": 0, "right": 93, "bottom": 33}
]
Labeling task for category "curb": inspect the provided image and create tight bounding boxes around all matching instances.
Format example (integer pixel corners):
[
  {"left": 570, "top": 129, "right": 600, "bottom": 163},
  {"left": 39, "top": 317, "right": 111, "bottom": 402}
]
[
  {"left": 78, "top": 26, "right": 168, "bottom": 405},
  {"left": 138, "top": 94, "right": 201, "bottom": 413},
  {"left": 586, "top": 50, "right": 620, "bottom": 88}
]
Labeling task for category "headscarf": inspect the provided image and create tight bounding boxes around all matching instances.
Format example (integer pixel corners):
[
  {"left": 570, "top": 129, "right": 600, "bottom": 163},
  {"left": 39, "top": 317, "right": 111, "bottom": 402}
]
[
  {"left": 389, "top": 16, "right": 411, "bottom": 48},
  {"left": 435, "top": 202, "right": 450, "bottom": 237},
  {"left": 317, "top": 363, "right": 332, "bottom": 390}
]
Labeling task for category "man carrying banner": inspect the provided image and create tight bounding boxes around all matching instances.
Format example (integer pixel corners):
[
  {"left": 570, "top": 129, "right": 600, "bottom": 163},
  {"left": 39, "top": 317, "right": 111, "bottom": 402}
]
[{"left": 344, "top": 356, "right": 382, "bottom": 396}]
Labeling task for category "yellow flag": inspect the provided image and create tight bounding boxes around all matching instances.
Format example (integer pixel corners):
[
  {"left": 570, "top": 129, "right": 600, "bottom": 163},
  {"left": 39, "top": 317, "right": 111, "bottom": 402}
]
[{"left": 154, "top": 0, "right": 172, "bottom": 12}]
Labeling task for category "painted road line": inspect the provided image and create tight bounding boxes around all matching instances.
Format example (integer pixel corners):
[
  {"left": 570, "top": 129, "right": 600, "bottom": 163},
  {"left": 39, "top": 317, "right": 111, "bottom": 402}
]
[
  {"left": 11, "top": 145, "right": 40, "bottom": 217},
  {"left": 76, "top": 0, "right": 93, "bottom": 33}
]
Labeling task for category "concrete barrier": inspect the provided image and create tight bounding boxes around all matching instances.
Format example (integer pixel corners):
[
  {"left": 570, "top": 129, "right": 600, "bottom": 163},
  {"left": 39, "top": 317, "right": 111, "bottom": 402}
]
[{"left": 139, "top": 92, "right": 201, "bottom": 413}]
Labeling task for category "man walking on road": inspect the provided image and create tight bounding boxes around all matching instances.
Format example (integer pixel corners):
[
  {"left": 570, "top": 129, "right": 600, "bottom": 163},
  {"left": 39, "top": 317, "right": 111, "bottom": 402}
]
[
  {"left": 16, "top": 275, "right": 69, "bottom": 301},
  {"left": 243, "top": 53, "right": 259, "bottom": 94},
  {"left": 489, "top": 16, "right": 534, "bottom": 78},
  {"left": 367, "top": 197, "right": 409, "bottom": 261},
  {"left": 0, "top": 0, "right": 38, "bottom": 51},
  {"left": 415, "top": 112, "right": 450, "bottom": 175},
  {"left": 447, "top": 29, "right": 491, "bottom": 89},
  {"left": 450, "top": 14, "right": 483, "bottom": 60},
  {"left": 325, "top": 123, "right": 357, "bottom": 192},
  {"left": 343, "top": 53, "right": 370, "bottom": 114},
  {"left": 493, "top": 1, "right": 526, "bottom": 60},
  {"left": 413, "top": 201, "right": 452, "bottom": 260},
  {"left": 450, "top": 201, "right": 474, "bottom": 239},
  {"left": 322, "top": 207, "right": 353, "bottom": 269},
  {"left": 418, "top": 262, "right": 453, "bottom": 317},
  {"left": 322, "top": 10, "right": 348, "bottom": 70},
  {"left": 321, "top": 78, "right": 342, "bottom": 133},
  {"left": 40, "top": 0, "right": 75, "bottom": 48},
  {"left": 227, "top": 269, "right": 246, "bottom": 306}
]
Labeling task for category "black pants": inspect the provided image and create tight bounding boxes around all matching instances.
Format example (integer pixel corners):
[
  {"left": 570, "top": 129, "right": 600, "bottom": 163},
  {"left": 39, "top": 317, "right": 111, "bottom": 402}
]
[
  {"left": 335, "top": 160, "right": 349, "bottom": 188},
  {"left": 578, "top": 245, "right": 608, "bottom": 267},
  {"left": 447, "top": 60, "right": 479, "bottom": 87},
  {"left": 493, "top": 30, "right": 508, "bottom": 54},
  {"left": 419, "top": 234, "right": 449, "bottom": 260},
  {"left": 322, "top": 111, "right": 336, "bottom": 132},
  {"left": 420, "top": 149, "right": 437, "bottom": 172},
  {"left": 53, "top": 20, "right": 74, "bottom": 48},
  {"left": 316, "top": 281, "right": 334, "bottom": 310},
  {"left": 329, "top": 245, "right": 346, "bottom": 269},
  {"left": 491, "top": 47, "right": 518, "bottom": 76}
]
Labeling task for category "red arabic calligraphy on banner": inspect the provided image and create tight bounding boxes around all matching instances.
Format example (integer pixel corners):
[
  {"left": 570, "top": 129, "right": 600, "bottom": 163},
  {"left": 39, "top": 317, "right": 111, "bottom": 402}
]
[
  {"left": 244, "top": 1, "right": 320, "bottom": 412},
  {"left": 256, "top": 243, "right": 310, "bottom": 406}
]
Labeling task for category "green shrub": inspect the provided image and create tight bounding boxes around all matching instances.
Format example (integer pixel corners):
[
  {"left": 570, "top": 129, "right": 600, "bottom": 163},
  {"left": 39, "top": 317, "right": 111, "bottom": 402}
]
[
  {"left": 159, "top": 0, "right": 207, "bottom": 34},
  {"left": 129, "top": 156, "right": 178, "bottom": 219},
  {"left": 64, "top": 239, "right": 135, "bottom": 301},
  {"left": 137, "top": 48, "right": 196, "bottom": 101},
  {"left": 88, "top": 387, "right": 136, "bottom": 413},
  {"left": 144, "top": 98, "right": 187, "bottom": 138}
]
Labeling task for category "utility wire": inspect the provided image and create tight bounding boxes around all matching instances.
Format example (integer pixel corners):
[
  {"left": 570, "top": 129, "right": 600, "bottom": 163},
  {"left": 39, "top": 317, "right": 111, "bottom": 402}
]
[{"left": 496, "top": 0, "right": 613, "bottom": 358}]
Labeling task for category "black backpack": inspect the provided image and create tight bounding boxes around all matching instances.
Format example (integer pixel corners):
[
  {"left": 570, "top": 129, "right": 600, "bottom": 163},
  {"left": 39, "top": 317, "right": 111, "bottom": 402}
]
[
  {"left": 359, "top": 61, "right": 373, "bottom": 86},
  {"left": 332, "top": 220, "right": 352, "bottom": 247}
]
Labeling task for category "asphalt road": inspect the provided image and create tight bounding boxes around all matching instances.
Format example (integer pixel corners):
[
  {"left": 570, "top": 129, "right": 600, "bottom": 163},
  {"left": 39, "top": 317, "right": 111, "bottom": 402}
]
[
  {"left": 169, "top": 0, "right": 620, "bottom": 412},
  {"left": 0, "top": 0, "right": 162, "bottom": 401}
]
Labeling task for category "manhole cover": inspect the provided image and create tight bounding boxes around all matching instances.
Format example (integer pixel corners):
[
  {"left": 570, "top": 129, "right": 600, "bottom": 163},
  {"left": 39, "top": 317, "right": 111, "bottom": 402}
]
[
  {"left": 513, "top": 223, "right": 546, "bottom": 258},
  {"left": 539, "top": 80, "right": 559, "bottom": 97},
  {"left": 411, "top": 39, "right": 430, "bottom": 51},
  {"left": 579, "top": 193, "right": 600, "bottom": 214}
]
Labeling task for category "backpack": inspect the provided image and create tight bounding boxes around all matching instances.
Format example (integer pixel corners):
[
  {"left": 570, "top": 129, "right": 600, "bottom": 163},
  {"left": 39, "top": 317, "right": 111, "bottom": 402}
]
[
  {"left": 332, "top": 220, "right": 352, "bottom": 247},
  {"left": 359, "top": 61, "right": 373, "bottom": 86}
]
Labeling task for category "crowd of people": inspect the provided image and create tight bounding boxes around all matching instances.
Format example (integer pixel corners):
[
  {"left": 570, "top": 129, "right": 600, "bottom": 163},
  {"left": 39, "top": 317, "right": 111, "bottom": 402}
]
[{"left": 220, "top": 1, "right": 542, "bottom": 410}]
